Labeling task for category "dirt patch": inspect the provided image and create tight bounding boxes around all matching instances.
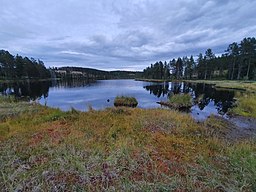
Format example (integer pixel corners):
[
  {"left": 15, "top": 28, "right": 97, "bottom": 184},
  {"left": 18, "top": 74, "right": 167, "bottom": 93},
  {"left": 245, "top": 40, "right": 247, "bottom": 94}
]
[
  {"left": 226, "top": 116, "right": 256, "bottom": 140},
  {"left": 204, "top": 115, "right": 256, "bottom": 141}
]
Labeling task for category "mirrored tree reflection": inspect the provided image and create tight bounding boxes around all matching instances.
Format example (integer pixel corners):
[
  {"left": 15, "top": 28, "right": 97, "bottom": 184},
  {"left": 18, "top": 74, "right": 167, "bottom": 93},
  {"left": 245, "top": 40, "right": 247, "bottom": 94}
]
[
  {"left": 52, "top": 79, "right": 96, "bottom": 88},
  {"left": 0, "top": 79, "right": 95, "bottom": 101},
  {"left": 143, "top": 82, "right": 236, "bottom": 114},
  {"left": 0, "top": 81, "right": 51, "bottom": 101},
  {"left": 0, "top": 79, "right": 237, "bottom": 116},
  {"left": 144, "top": 82, "right": 169, "bottom": 98}
]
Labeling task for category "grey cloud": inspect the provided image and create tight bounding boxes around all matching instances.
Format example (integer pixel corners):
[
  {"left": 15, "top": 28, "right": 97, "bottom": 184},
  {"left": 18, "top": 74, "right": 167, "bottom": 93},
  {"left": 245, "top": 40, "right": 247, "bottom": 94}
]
[{"left": 0, "top": 0, "right": 255, "bottom": 71}]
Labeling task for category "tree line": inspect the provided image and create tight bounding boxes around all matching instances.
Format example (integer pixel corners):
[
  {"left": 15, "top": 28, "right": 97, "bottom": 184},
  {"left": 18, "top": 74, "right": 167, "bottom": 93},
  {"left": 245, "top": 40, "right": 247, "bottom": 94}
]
[
  {"left": 53, "top": 66, "right": 142, "bottom": 80},
  {"left": 0, "top": 50, "right": 50, "bottom": 80},
  {"left": 142, "top": 37, "right": 256, "bottom": 80}
]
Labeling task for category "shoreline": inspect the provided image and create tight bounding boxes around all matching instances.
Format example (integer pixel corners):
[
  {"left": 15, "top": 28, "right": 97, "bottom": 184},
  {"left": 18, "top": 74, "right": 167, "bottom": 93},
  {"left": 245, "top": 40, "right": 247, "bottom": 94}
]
[
  {"left": 1, "top": 98, "right": 255, "bottom": 138},
  {"left": 1, "top": 97, "right": 256, "bottom": 190}
]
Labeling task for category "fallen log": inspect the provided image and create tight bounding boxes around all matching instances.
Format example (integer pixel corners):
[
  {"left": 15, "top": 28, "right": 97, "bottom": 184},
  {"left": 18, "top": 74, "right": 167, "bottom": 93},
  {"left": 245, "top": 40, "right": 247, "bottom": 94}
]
[{"left": 156, "top": 101, "right": 192, "bottom": 110}]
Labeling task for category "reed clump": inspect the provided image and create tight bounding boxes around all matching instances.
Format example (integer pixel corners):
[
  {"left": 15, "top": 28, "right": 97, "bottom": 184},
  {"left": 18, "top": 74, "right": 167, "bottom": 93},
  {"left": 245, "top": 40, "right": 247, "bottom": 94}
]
[
  {"left": 157, "top": 93, "right": 193, "bottom": 109},
  {"left": 114, "top": 96, "right": 138, "bottom": 107}
]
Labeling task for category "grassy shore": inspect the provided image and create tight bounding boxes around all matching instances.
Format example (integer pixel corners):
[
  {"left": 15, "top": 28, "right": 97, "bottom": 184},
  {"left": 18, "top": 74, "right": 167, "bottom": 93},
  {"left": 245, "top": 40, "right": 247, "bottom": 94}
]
[
  {"left": 114, "top": 96, "right": 138, "bottom": 107},
  {"left": 135, "top": 78, "right": 171, "bottom": 82},
  {"left": 231, "top": 93, "right": 256, "bottom": 118},
  {"left": 137, "top": 79, "right": 256, "bottom": 118},
  {"left": 0, "top": 99, "right": 256, "bottom": 191},
  {"left": 183, "top": 80, "right": 256, "bottom": 118},
  {"left": 136, "top": 79, "right": 256, "bottom": 92},
  {"left": 184, "top": 79, "right": 256, "bottom": 92}
]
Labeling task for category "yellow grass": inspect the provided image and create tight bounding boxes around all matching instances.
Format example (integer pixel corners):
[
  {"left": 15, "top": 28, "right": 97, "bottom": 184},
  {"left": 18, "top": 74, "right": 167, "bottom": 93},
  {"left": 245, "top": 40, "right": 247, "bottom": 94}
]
[{"left": 0, "top": 101, "right": 255, "bottom": 191}]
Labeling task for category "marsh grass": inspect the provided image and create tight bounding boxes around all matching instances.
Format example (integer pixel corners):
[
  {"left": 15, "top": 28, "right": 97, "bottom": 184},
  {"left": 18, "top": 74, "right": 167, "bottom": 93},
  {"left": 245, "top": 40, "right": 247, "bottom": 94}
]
[
  {"left": 231, "top": 93, "right": 256, "bottom": 118},
  {"left": 114, "top": 96, "right": 138, "bottom": 107},
  {"left": 227, "top": 142, "right": 256, "bottom": 190},
  {"left": 184, "top": 80, "right": 256, "bottom": 92},
  {"left": 0, "top": 100, "right": 39, "bottom": 122},
  {"left": 169, "top": 93, "right": 192, "bottom": 107},
  {"left": 157, "top": 94, "right": 193, "bottom": 109},
  {"left": 0, "top": 101, "right": 255, "bottom": 191},
  {"left": 185, "top": 79, "right": 256, "bottom": 118},
  {"left": 0, "top": 95, "right": 16, "bottom": 103}
]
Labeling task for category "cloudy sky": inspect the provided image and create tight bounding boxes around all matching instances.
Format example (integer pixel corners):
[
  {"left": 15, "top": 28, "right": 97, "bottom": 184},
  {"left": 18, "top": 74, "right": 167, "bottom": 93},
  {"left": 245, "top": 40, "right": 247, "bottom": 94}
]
[{"left": 1, "top": 0, "right": 256, "bottom": 71}]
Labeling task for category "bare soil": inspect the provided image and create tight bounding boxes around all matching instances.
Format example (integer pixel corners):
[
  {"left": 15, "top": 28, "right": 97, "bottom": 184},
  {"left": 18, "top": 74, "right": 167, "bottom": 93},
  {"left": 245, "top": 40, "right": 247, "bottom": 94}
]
[{"left": 227, "top": 115, "right": 256, "bottom": 140}]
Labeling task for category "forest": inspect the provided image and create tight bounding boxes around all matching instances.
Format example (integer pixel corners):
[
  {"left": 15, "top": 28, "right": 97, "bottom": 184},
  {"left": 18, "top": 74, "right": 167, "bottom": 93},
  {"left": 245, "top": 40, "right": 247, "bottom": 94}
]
[
  {"left": 52, "top": 66, "right": 142, "bottom": 80},
  {"left": 0, "top": 50, "right": 142, "bottom": 80},
  {"left": 0, "top": 50, "right": 50, "bottom": 80},
  {"left": 1, "top": 37, "right": 255, "bottom": 81},
  {"left": 142, "top": 37, "right": 256, "bottom": 80}
]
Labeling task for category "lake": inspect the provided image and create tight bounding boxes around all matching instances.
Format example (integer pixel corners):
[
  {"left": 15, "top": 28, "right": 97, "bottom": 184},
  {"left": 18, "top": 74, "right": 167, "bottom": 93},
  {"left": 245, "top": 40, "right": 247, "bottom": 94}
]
[{"left": 0, "top": 79, "right": 238, "bottom": 121}]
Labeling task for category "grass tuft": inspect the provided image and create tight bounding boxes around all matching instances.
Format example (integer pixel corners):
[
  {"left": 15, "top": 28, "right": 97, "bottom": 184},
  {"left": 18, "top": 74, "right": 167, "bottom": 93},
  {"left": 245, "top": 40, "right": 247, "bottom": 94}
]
[
  {"left": 231, "top": 94, "right": 256, "bottom": 118},
  {"left": 114, "top": 96, "right": 138, "bottom": 107},
  {"left": 168, "top": 93, "right": 192, "bottom": 107}
]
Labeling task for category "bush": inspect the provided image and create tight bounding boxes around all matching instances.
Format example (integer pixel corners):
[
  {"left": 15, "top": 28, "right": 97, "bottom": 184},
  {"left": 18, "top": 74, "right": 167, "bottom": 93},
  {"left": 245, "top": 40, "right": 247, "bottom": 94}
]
[{"left": 114, "top": 96, "right": 138, "bottom": 107}]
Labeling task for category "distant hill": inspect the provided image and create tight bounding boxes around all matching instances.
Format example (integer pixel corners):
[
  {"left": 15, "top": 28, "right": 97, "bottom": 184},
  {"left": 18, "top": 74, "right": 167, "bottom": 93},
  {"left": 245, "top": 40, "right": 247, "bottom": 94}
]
[{"left": 51, "top": 66, "right": 143, "bottom": 80}]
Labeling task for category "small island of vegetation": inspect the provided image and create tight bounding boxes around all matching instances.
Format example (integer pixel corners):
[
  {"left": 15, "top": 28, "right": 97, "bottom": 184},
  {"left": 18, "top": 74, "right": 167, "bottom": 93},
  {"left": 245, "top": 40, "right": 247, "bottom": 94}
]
[
  {"left": 157, "top": 93, "right": 193, "bottom": 110},
  {"left": 114, "top": 96, "right": 138, "bottom": 107}
]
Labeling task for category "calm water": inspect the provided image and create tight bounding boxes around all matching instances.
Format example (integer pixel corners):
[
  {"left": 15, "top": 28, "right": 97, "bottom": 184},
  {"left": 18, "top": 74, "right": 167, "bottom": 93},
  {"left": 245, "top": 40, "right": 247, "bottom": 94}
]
[{"left": 0, "top": 79, "right": 238, "bottom": 121}]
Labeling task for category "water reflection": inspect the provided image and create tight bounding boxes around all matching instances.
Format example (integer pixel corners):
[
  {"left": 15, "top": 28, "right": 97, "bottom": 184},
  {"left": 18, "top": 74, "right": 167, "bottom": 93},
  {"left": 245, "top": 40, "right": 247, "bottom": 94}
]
[
  {"left": 52, "top": 79, "right": 96, "bottom": 88},
  {"left": 144, "top": 83, "right": 169, "bottom": 97},
  {"left": 191, "top": 83, "right": 235, "bottom": 114},
  {"left": 0, "top": 81, "right": 50, "bottom": 101},
  {"left": 0, "top": 80, "right": 237, "bottom": 120},
  {"left": 0, "top": 79, "right": 97, "bottom": 100},
  {"left": 143, "top": 82, "right": 236, "bottom": 115}
]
